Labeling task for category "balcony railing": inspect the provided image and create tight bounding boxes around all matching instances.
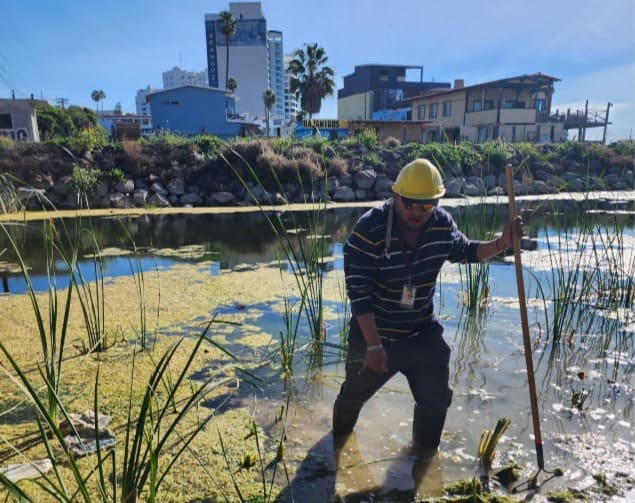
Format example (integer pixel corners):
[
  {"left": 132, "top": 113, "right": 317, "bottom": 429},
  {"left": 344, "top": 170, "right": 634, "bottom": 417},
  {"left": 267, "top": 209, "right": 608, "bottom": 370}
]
[{"left": 465, "top": 108, "right": 564, "bottom": 126}]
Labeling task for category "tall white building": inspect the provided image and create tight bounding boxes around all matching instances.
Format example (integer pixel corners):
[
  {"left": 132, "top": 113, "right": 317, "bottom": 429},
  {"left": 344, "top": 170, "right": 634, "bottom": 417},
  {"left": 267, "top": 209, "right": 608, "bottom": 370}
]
[
  {"left": 284, "top": 53, "right": 299, "bottom": 128},
  {"left": 162, "top": 66, "right": 208, "bottom": 89},
  {"left": 135, "top": 85, "right": 156, "bottom": 115},
  {"left": 267, "top": 30, "right": 284, "bottom": 131},
  {"left": 205, "top": 2, "right": 283, "bottom": 127}
]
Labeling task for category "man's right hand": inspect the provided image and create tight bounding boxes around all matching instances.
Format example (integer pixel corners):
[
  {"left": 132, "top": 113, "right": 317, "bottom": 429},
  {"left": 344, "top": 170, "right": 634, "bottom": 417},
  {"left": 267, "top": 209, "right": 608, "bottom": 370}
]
[{"left": 365, "top": 345, "right": 388, "bottom": 372}]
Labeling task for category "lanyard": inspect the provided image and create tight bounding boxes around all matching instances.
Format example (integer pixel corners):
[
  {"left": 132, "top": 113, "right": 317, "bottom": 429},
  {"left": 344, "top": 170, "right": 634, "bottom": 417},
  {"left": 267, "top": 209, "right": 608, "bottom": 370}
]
[{"left": 397, "top": 228, "right": 417, "bottom": 282}]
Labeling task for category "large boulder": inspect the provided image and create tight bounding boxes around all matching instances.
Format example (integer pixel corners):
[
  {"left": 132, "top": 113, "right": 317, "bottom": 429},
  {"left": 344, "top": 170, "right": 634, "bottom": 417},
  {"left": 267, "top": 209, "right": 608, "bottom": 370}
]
[
  {"left": 211, "top": 191, "right": 236, "bottom": 205},
  {"left": 332, "top": 186, "right": 355, "bottom": 202},
  {"left": 148, "top": 193, "right": 170, "bottom": 207},
  {"left": 353, "top": 169, "right": 377, "bottom": 190},
  {"left": 114, "top": 179, "right": 135, "bottom": 194}
]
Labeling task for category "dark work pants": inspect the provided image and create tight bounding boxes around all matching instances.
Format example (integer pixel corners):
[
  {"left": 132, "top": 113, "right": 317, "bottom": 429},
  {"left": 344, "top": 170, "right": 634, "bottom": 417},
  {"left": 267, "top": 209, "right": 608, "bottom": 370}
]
[{"left": 332, "top": 320, "right": 453, "bottom": 449}]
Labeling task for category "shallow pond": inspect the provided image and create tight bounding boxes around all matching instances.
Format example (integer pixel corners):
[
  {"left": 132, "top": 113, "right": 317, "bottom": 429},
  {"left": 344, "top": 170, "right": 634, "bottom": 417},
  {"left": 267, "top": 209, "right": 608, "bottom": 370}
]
[{"left": 1, "top": 196, "right": 634, "bottom": 501}]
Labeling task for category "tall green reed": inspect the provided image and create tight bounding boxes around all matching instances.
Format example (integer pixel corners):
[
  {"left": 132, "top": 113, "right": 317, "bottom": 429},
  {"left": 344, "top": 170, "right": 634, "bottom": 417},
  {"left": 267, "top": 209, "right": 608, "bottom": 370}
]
[
  {"left": 223, "top": 146, "right": 331, "bottom": 379},
  {"left": 0, "top": 173, "right": 23, "bottom": 214},
  {"left": 588, "top": 214, "right": 635, "bottom": 314},
  {"left": 456, "top": 200, "right": 499, "bottom": 311},
  {"left": 118, "top": 221, "right": 161, "bottom": 352},
  {"left": 0, "top": 322, "right": 236, "bottom": 502},
  {"left": 0, "top": 219, "right": 74, "bottom": 426},
  {"left": 69, "top": 224, "right": 107, "bottom": 352},
  {"left": 530, "top": 207, "right": 598, "bottom": 342}
]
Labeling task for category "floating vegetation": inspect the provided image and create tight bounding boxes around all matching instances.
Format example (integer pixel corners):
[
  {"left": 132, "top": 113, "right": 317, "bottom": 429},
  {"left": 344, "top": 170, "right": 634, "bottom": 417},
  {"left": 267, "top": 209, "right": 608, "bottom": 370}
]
[
  {"left": 82, "top": 246, "right": 133, "bottom": 258},
  {"left": 149, "top": 244, "right": 221, "bottom": 260}
]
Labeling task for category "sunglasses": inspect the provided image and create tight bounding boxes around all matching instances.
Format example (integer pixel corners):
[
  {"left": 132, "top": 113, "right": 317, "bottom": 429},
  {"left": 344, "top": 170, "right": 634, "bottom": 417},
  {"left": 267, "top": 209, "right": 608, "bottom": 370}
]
[{"left": 399, "top": 196, "right": 438, "bottom": 212}]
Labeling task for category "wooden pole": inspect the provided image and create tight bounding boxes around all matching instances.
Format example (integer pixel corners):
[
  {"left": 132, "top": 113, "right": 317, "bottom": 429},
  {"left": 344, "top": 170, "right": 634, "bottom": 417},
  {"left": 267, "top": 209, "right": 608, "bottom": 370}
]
[
  {"left": 505, "top": 164, "right": 544, "bottom": 470},
  {"left": 602, "top": 102, "right": 612, "bottom": 144}
]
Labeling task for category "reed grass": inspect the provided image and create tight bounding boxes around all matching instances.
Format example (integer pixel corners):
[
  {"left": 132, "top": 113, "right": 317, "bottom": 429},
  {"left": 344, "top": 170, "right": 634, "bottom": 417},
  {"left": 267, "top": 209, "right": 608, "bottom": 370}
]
[
  {"left": 0, "top": 173, "right": 23, "bottom": 214},
  {"left": 455, "top": 200, "right": 499, "bottom": 311},
  {"left": 0, "top": 219, "right": 73, "bottom": 426},
  {"left": 0, "top": 187, "right": 258, "bottom": 500},
  {"left": 526, "top": 204, "right": 587, "bottom": 343},
  {"left": 222, "top": 146, "right": 331, "bottom": 380},
  {"left": 119, "top": 222, "right": 161, "bottom": 352},
  {"left": 478, "top": 417, "right": 511, "bottom": 469},
  {"left": 70, "top": 223, "right": 107, "bottom": 352},
  {"left": 588, "top": 214, "right": 635, "bottom": 314},
  {"left": 0, "top": 322, "right": 233, "bottom": 502}
]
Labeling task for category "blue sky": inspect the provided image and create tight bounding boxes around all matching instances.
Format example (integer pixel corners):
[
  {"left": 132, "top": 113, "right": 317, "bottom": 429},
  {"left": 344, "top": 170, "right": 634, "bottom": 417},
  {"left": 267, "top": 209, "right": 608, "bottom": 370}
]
[{"left": 1, "top": 0, "right": 633, "bottom": 142}]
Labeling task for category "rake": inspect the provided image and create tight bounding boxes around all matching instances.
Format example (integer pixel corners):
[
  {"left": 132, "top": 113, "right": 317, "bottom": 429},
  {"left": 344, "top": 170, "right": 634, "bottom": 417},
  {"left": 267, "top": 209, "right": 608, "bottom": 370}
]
[{"left": 505, "top": 164, "right": 562, "bottom": 491}]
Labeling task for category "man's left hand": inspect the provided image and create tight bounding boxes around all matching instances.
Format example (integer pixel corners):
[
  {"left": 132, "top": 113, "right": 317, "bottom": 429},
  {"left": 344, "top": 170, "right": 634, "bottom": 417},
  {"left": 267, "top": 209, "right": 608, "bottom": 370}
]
[{"left": 500, "top": 216, "right": 525, "bottom": 249}]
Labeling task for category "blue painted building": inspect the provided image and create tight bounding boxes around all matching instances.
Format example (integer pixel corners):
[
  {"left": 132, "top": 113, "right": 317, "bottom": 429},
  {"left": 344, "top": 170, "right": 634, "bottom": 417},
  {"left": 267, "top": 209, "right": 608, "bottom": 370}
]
[{"left": 147, "top": 85, "right": 256, "bottom": 139}]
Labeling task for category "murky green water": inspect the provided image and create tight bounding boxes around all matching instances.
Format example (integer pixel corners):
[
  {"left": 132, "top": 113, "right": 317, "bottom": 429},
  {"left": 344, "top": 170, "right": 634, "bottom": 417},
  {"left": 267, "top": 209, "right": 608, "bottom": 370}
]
[{"left": 1, "top": 199, "right": 634, "bottom": 500}]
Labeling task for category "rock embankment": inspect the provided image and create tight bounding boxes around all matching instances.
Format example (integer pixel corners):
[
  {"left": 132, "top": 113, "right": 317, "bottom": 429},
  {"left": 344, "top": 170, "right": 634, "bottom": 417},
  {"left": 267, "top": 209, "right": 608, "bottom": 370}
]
[{"left": 0, "top": 138, "right": 633, "bottom": 211}]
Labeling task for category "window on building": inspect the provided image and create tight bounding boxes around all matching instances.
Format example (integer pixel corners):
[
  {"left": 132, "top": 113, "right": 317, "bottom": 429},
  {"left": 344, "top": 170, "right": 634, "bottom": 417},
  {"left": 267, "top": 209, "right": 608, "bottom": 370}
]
[
  {"left": 379, "top": 70, "right": 389, "bottom": 81},
  {"left": 484, "top": 100, "right": 494, "bottom": 110},
  {"left": 504, "top": 100, "right": 525, "bottom": 108},
  {"left": 442, "top": 100, "right": 452, "bottom": 117},
  {"left": 417, "top": 104, "right": 426, "bottom": 120},
  {"left": 477, "top": 126, "right": 488, "bottom": 142},
  {"left": 0, "top": 114, "right": 13, "bottom": 129},
  {"left": 473, "top": 101, "right": 482, "bottom": 112},
  {"left": 429, "top": 103, "right": 438, "bottom": 119},
  {"left": 534, "top": 98, "right": 546, "bottom": 111}
]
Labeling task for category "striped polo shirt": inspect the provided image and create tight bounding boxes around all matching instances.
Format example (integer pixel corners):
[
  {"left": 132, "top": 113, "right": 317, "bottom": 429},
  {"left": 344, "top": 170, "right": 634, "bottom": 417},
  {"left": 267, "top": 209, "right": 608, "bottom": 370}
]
[{"left": 344, "top": 199, "right": 480, "bottom": 340}]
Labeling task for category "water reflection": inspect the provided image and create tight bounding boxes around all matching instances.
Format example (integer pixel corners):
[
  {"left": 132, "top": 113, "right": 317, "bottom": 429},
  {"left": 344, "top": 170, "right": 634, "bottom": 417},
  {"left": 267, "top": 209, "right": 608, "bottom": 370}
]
[{"left": 0, "top": 208, "right": 365, "bottom": 294}]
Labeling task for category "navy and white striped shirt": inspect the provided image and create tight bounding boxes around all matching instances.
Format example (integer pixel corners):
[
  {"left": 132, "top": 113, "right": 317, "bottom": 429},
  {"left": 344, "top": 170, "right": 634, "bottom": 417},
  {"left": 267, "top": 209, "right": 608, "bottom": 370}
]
[{"left": 344, "top": 199, "right": 480, "bottom": 340}]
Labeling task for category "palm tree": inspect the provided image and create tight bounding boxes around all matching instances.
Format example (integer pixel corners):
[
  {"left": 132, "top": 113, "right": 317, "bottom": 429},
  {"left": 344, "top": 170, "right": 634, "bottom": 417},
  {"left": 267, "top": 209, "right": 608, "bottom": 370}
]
[
  {"left": 227, "top": 77, "right": 238, "bottom": 93},
  {"left": 90, "top": 90, "right": 106, "bottom": 115},
  {"left": 218, "top": 11, "right": 236, "bottom": 89},
  {"left": 287, "top": 43, "right": 335, "bottom": 119},
  {"left": 262, "top": 88, "right": 276, "bottom": 136}
]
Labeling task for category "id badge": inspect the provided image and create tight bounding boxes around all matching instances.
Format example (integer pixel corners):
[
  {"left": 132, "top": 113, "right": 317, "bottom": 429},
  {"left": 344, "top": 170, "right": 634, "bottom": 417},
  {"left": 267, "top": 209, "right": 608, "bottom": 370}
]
[{"left": 400, "top": 284, "right": 416, "bottom": 308}]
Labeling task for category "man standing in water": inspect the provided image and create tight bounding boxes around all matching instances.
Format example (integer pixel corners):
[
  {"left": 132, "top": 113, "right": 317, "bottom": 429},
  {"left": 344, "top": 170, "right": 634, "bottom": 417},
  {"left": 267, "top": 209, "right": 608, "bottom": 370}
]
[{"left": 333, "top": 158, "right": 523, "bottom": 455}]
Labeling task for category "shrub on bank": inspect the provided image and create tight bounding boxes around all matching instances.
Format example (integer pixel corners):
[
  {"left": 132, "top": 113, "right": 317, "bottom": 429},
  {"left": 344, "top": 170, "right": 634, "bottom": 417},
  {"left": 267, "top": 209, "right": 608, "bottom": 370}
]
[{"left": 0, "top": 133, "right": 632, "bottom": 210}]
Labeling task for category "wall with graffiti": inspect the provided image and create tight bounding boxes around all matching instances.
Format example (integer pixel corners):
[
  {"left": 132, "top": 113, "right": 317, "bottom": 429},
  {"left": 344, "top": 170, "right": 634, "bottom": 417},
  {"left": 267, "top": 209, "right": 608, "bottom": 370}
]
[{"left": 0, "top": 99, "right": 46, "bottom": 142}]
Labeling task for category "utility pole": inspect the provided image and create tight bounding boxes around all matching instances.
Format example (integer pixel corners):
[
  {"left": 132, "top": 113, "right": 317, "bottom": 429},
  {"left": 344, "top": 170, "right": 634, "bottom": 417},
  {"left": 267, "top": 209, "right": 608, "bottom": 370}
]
[{"left": 56, "top": 97, "right": 69, "bottom": 109}]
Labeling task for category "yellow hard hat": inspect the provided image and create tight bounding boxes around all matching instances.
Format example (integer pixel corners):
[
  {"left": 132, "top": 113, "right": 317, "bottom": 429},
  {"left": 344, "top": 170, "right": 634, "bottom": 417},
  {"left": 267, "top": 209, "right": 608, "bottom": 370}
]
[{"left": 392, "top": 158, "right": 445, "bottom": 199}]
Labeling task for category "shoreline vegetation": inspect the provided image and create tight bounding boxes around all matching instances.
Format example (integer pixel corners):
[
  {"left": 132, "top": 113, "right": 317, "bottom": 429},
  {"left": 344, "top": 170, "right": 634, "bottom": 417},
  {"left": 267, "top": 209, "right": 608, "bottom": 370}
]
[{"left": 0, "top": 132, "right": 633, "bottom": 215}]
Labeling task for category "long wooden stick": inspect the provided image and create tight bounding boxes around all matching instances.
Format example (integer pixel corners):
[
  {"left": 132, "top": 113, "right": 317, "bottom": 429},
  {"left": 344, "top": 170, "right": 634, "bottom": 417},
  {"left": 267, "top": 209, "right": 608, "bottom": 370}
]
[{"left": 505, "top": 164, "right": 544, "bottom": 470}]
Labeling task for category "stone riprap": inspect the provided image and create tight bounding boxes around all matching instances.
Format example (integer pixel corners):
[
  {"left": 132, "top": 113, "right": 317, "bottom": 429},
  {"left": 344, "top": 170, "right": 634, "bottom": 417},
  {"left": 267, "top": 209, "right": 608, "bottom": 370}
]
[{"left": 0, "top": 140, "right": 632, "bottom": 211}]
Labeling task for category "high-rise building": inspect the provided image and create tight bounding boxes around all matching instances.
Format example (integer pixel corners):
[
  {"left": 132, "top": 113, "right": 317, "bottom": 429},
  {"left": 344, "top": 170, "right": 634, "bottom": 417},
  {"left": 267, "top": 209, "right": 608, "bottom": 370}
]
[
  {"left": 135, "top": 85, "right": 156, "bottom": 116},
  {"left": 283, "top": 54, "right": 299, "bottom": 127},
  {"left": 205, "top": 2, "right": 282, "bottom": 124},
  {"left": 162, "top": 66, "right": 208, "bottom": 89},
  {"left": 267, "top": 30, "right": 284, "bottom": 130}
]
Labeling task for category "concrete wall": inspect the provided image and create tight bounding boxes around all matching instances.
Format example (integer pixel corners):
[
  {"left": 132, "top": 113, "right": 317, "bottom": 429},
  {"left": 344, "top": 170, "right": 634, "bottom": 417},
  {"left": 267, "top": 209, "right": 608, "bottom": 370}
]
[
  {"left": 338, "top": 91, "right": 373, "bottom": 120},
  {"left": 0, "top": 99, "right": 46, "bottom": 142}
]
